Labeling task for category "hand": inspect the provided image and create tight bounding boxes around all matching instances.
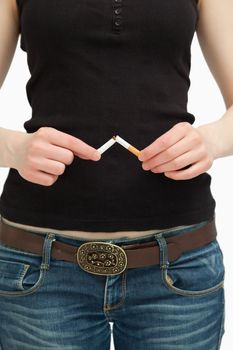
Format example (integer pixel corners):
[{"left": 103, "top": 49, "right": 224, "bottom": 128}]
[
  {"left": 138, "top": 122, "right": 215, "bottom": 180},
  {"left": 13, "top": 127, "right": 101, "bottom": 186}
]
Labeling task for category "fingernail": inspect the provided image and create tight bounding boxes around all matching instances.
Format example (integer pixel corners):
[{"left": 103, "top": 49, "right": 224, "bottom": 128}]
[
  {"left": 93, "top": 151, "right": 101, "bottom": 160},
  {"left": 138, "top": 153, "right": 144, "bottom": 161},
  {"left": 142, "top": 164, "right": 149, "bottom": 171}
]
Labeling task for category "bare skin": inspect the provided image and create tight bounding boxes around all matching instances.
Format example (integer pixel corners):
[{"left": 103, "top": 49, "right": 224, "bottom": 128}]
[
  {"left": 0, "top": 0, "right": 233, "bottom": 187},
  {"left": 0, "top": 0, "right": 101, "bottom": 187},
  {"left": 138, "top": 0, "right": 233, "bottom": 179}
]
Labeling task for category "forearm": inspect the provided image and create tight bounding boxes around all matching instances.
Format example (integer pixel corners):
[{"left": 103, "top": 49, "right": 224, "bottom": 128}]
[
  {"left": 0, "top": 127, "right": 26, "bottom": 168},
  {"left": 197, "top": 104, "right": 233, "bottom": 160}
]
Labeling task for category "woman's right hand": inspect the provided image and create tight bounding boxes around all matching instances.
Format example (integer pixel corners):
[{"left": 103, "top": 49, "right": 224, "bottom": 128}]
[{"left": 12, "top": 127, "right": 101, "bottom": 186}]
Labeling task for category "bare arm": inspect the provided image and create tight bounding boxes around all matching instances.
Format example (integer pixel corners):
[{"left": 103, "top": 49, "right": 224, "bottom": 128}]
[
  {"left": 138, "top": 0, "right": 233, "bottom": 180},
  {"left": 196, "top": 0, "right": 233, "bottom": 159},
  {"left": 0, "top": 0, "right": 19, "bottom": 89},
  {"left": 0, "top": 0, "right": 24, "bottom": 168},
  {"left": 0, "top": 1, "right": 101, "bottom": 184}
]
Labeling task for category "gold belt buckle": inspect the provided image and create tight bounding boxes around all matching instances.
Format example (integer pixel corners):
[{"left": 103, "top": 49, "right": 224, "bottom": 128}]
[{"left": 77, "top": 242, "right": 127, "bottom": 276}]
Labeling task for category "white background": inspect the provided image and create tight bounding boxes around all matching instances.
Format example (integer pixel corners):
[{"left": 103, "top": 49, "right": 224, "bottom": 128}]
[{"left": 0, "top": 33, "right": 232, "bottom": 349}]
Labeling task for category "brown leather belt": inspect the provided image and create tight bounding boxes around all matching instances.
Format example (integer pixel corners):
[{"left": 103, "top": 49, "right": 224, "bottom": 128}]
[{"left": 0, "top": 217, "right": 217, "bottom": 276}]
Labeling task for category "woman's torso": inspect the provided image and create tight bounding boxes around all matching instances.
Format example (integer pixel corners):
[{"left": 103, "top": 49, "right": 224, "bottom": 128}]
[{"left": 0, "top": 0, "right": 216, "bottom": 234}]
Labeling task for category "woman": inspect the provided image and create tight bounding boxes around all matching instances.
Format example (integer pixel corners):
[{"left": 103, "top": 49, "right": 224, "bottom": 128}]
[{"left": 0, "top": 0, "right": 231, "bottom": 348}]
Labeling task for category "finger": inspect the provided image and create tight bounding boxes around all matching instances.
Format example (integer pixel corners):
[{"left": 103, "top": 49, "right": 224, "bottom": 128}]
[
  {"left": 150, "top": 147, "right": 205, "bottom": 173},
  {"left": 164, "top": 157, "right": 211, "bottom": 180},
  {"left": 32, "top": 158, "right": 66, "bottom": 176},
  {"left": 138, "top": 122, "right": 191, "bottom": 162},
  {"left": 28, "top": 170, "right": 58, "bottom": 187},
  {"left": 142, "top": 135, "right": 196, "bottom": 170},
  {"left": 44, "top": 145, "right": 75, "bottom": 165},
  {"left": 77, "top": 154, "right": 92, "bottom": 160},
  {"left": 45, "top": 145, "right": 90, "bottom": 161},
  {"left": 42, "top": 143, "right": 90, "bottom": 161},
  {"left": 44, "top": 128, "right": 101, "bottom": 160}
]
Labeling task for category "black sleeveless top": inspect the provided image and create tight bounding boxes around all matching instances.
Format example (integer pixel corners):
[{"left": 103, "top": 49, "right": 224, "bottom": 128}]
[{"left": 0, "top": 0, "right": 216, "bottom": 231}]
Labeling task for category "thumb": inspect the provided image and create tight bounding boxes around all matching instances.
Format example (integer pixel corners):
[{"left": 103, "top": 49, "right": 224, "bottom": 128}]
[
  {"left": 45, "top": 128, "right": 101, "bottom": 161},
  {"left": 73, "top": 151, "right": 101, "bottom": 161}
]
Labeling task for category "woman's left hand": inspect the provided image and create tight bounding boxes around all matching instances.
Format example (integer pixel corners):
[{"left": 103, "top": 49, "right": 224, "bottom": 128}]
[{"left": 138, "top": 122, "right": 218, "bottom": 180}]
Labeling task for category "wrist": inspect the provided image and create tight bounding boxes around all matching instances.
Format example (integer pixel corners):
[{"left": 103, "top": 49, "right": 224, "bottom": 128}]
[
  {"left": 0, "top": 128, "right": 27, "bottom": 169},
  {"left": 196, "top": 120, "right": 225, "bottom": 160}
]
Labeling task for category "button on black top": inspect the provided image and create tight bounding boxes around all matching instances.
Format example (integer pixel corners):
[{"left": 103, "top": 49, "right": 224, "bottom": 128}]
[
  {"left": 114, "top": 19, "right": 122, "bottom": 26},
  {"left": 114, "top": 8, "right": 122, "bottom": 15}
]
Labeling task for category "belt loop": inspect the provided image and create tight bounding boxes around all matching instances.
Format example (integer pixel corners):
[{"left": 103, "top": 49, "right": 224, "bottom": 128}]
[
  {"left": 40, "top": 233, "right": 56, "bottom": 270},
  {"left": 154, "top": 233, "right": 170, "bottom": 270}
]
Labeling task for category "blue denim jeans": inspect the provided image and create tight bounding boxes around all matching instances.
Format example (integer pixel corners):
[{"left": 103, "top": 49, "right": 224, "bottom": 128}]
[{"left": 0, "top": 218, "right": 225, "bottom": 350}]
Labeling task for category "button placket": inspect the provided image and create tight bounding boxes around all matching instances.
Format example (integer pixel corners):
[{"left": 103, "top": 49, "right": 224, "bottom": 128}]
[{"left": 112, "top": 0, "right": 123, "bottom": 33}]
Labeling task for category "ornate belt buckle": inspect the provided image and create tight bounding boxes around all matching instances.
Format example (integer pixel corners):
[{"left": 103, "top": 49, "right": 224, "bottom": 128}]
[{"left": 77, "top": 242, "right": 127, "bottom": 276}]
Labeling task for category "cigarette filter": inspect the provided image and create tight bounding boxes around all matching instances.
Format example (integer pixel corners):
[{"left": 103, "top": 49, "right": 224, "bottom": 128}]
[
  {"left": 114, "top": 135, "right": 140, "bottom": 157},
  {"left": 97, "top": 137, "right": 116, "bottom": 154}
]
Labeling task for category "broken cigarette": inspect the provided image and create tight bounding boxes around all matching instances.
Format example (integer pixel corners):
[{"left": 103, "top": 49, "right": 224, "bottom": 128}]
[
  {"left": 97, "top": 137, "right": 116, "bottom": 154},
  {"left": 114, "top": 135, "right": 140, "bottom": 157}
]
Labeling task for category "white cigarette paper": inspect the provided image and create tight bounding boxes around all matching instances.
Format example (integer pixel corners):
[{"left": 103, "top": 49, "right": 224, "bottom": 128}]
[
  {"left": 97, "top": 137, "right": 116, "bottom": 154},
  {"left": 114, "top": 135, "right": 140, "bottom": 157},
  {"left": 115, "top": 135, "right": 129, "bottom": 149}
]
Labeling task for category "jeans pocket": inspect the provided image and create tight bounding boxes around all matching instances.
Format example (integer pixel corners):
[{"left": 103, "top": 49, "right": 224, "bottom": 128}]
[
  {"left": 161, "top": 239, "right": 225, "bottom": 297},
  {"left": 0, "top": 234, "right": 54, "bottom": 298}
]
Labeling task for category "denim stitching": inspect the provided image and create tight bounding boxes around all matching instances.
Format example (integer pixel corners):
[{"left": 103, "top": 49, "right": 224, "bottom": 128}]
[
  {"left": 153, "top": 229, "right": 225, "bottom": 297},
  {"left": 154, "top": 233, "right": 169, "bottom": 269},
  {"left": 16, "top": 264, "right": 30, "bottom": 290},
  {"left": 40, "top": 233, "right": 56, "bottom": 270},
  {"left": 162, "top": 268, "right": 224, "bottom": 297},
  {"left": 217, "top": 291, "right": 225, "bottom": 349},
  {"left": 103, "top": 272, "right": 127, "bottom": 311},
  {"left": 0, "top": 232, "right": 56, "bottom": 297},
  {"left": 0, "top": 269, "right": 47, "bottom": 297}
]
